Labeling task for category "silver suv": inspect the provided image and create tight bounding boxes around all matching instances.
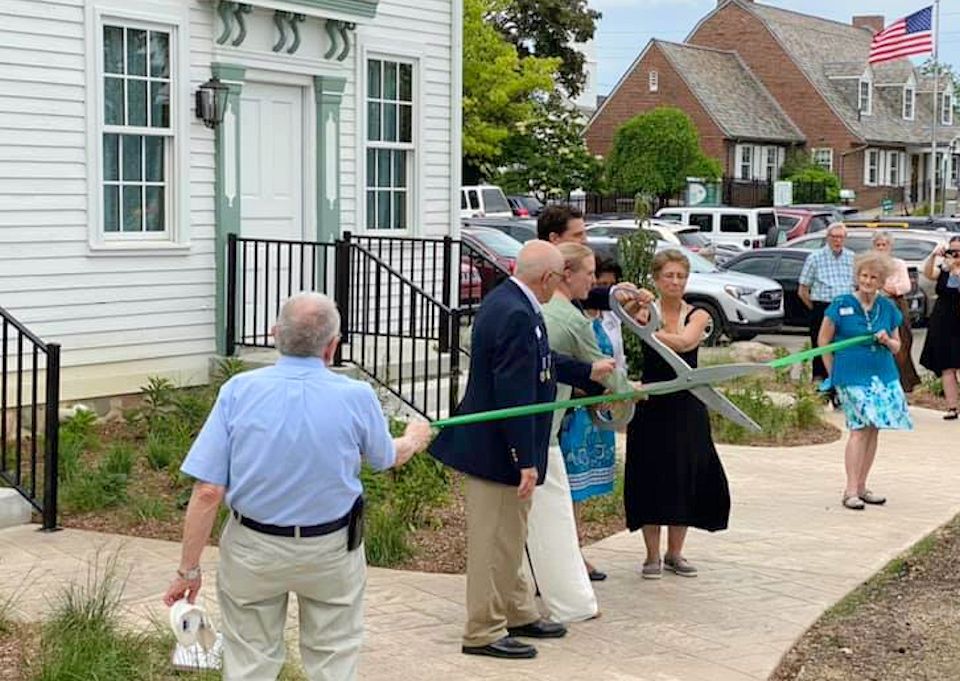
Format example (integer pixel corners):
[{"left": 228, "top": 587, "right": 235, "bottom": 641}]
[{"left": 655, "top": 241, "right": 784, "bottom": 345}]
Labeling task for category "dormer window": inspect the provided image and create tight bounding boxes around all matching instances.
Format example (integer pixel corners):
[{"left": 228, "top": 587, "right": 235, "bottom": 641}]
[
  {"left": 649, "top": 70, "right": 659, "bottom": 93},
  {"left": 943, "top": 87, "right": 954, "bottom": 126},
  {"left": 859, "top": 77, "right": 873, "bottom": 115},
  {"left": 903, "top": 81, "right": 915, "bottom": 120}
]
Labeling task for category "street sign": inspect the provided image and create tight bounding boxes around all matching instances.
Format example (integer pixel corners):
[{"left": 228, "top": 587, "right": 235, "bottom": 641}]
[
  {"left": 881, "top": 198, "right": 894, "bottom": 215},
  {"left": 773, "top": 181, "right": 793, "bottom": 207}
]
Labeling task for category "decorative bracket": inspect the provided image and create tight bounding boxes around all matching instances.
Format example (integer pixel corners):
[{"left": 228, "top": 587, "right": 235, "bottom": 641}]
[
  {"left": 216, "top": 1, "right": 253, "bottom": 47},
  {"left": 272, "top": 11, "right": 306, "bottom": 53},
  {"left": 324, "top": 19, "right": 356, "bottom": 62}
]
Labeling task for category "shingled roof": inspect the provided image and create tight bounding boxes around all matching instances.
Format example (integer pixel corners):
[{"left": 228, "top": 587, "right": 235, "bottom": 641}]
[
  {"left": 655, "top": 40, "right": 804, "bottom": 143},
  {"left": 735, "top": 1, "right": 958, "bottom": 145}
]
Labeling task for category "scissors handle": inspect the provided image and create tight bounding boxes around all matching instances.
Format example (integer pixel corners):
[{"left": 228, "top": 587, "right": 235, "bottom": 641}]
[{"left": 609, "top": 288, "right": 697, "bottom": 378}]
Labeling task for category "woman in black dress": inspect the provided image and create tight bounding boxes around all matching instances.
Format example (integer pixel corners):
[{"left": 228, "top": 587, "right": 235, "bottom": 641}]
[
  {"left": 919, "top": 236, "right": 960, "bottom": 420},
  {"left": 625, "top": 249, "right": 730, "bottom": 580}
]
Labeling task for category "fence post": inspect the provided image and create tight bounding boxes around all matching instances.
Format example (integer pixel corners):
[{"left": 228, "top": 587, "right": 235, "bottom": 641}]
[
  {"left": 447, "top": 309, "right": 461, "bottom": 417},
  {"left": 439, "top": 236, "right": 452, "bottom": 353},
  {"left": 334, "top": 231, "right": 352, "bottom": 364},
  {"left": 225, "top": 233, "right": 238, "bottom": 357},
  {"left": 41, "top": 343, "right": 60, "bottom": 532}
]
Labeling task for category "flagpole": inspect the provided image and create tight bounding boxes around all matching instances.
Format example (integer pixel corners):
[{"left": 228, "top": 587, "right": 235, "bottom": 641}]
[{"left": 930, "top": 0, "right": 940, "bottom": 215}]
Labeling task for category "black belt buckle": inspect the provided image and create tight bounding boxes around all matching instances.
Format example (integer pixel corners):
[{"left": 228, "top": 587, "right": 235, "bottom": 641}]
[{"left": 347, "top": 496, "right": 364, "bottom": 552}]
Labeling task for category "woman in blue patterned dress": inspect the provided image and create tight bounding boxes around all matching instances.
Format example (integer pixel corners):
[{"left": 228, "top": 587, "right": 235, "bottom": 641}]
[{"left": 818, "top": 252, "right": 913, "bottom": 511}]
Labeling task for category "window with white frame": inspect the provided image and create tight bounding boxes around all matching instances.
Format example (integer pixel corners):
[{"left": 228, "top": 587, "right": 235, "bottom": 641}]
[
  {"left": 865, "top": 149, "right": 879, "bottom": 186},
  {"left": 858, "top": 78, "right": 872, "bottom": 115},
  {"left": 903, "top": 84, "right": 915, "bottom": 120},
  {"left": 764, "top": 146, "right": 778, "bottom": 181},
  {"left": 648, "top": 70, "right": 659, "bottom": 93},
  {"left": 942, "top": 90, "right": 954, "bottom": 126},
  {"left": 738, "top": 145, "right": 753, "bottom": 179},
  {"left": 812, "top": 148, "right": 833, "bottom": 171},
  {"left": 887, "top": 150, "right": 900, "bottom": 186},
  {"left": 365, "top": 58, "right": 414, "bottom": 231},
  {"left": 100, "top": 23, "right": 173, "bottom": 237}
]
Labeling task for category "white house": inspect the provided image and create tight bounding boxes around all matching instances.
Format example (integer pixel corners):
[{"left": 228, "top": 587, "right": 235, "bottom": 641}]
[{"left": 0, "top": 0, "right": 463, "bottom": 403}]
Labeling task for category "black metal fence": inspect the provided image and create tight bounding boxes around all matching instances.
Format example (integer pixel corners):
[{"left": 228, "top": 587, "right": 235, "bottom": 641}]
[
  {"left": 1, "top": 307, "right": 60, "bottom": 531},
  {"left": 225, "top": 232, "right": 508, "bottom": 420}
]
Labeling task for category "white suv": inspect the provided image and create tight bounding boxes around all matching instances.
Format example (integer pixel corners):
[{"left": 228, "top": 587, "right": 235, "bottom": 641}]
[
  {"left": 461, "top": 185, "right": 513, "bottom": 219},
  {"left": 656, "top": 206, "right": 779, "bottom": 250}
]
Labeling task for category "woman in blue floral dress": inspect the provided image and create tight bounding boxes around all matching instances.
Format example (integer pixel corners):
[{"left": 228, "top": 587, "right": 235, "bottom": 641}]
[{"left": 818, "top": 252, "right": 913, "bottom": 511}]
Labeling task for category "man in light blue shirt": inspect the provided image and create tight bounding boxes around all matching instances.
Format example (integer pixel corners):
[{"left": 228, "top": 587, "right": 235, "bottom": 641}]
[
  {"left": 163, "top": 292, "right": 432, "bottom": 681},
  {"left": 799, "top": 223, "right": 855, "bottom": 381}
]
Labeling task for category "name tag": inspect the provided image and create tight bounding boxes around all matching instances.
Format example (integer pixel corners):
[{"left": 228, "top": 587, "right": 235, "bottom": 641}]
[
  {"left": 534, "top": 326, "right": 542, "bottom": 339},
  {"left": 839, "top": 307, "right": 854, "bottom": 316}
]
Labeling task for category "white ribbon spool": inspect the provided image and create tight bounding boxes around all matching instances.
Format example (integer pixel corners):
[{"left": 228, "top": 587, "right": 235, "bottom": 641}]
[{"left": 169, "top": 599, "right": 218, "bottom": 650}]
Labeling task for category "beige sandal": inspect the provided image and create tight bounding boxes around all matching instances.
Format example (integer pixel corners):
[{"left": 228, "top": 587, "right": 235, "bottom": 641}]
[{"left": 842, "top": 495, "right": 865, "bottom": 510}]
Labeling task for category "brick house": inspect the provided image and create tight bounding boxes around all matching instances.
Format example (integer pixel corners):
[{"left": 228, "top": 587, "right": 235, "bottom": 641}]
[{"left": 586, "top": 0, "right": 960, "bottom": 209}]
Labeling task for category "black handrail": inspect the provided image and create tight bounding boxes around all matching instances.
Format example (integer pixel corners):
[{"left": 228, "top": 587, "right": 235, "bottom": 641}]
[{"left": 0, "top": 306, "right": 60, "bottom": 531}]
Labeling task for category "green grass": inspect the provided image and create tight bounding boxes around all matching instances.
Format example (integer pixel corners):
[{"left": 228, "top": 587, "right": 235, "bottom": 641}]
[{"left": 710, "top": 379, "right": 825, "bottom": 445}]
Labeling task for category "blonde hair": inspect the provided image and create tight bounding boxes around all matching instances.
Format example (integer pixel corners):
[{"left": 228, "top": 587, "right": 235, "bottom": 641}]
[
  {"left": 557, "top": 242, "right": 594, "bottom": 272},
  {"left": 652, "top": 249, "right": 690, "bottom": 279},
  {"left": 854, "top": 251, "right": 893, "bottom": 281}
]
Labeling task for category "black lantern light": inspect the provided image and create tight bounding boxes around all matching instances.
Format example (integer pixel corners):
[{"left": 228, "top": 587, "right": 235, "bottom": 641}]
[{"left": 195, "top": 77, "right": 229, "bottom": 128}]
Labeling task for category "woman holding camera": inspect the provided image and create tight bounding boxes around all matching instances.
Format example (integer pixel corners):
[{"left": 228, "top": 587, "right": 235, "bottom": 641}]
[{"left": 919, "top": 236, "right": 960, "bottom": 420}]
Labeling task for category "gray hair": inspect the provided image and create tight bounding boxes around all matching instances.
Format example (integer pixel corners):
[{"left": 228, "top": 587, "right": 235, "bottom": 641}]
[
  {"left": 826, "top": 223, "right": 847, "bottom": 237},
  {"left": 872, "top": 230, "right": 894, "bottom": 246},
  {"left": 274, "top": 292, "right": 341, "bottom": 357}
]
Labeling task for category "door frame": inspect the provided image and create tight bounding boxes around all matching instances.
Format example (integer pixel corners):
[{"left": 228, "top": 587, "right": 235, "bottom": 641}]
[{"left": 241, "top": 69, "right": 317, "bottom": 243}]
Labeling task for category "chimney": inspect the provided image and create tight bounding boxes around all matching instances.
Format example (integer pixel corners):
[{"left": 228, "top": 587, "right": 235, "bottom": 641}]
[{"left": 853, "top": 15, "right": 885, "bottom": 34}]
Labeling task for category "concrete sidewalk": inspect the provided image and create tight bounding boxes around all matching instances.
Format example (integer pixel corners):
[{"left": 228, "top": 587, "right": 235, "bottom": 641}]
[{"left": 1, "top": 406, "right": 957, "bottom": 680}]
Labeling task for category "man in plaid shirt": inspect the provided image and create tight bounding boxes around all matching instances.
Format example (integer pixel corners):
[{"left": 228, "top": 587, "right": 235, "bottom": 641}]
[{"left": 799, "top": 224, "right": 855, "bottom": 381}]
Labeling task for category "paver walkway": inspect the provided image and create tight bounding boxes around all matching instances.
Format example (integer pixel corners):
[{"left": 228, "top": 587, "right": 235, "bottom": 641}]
[{"left": 1, "top": 406, "right": 958, "bottom": 680}]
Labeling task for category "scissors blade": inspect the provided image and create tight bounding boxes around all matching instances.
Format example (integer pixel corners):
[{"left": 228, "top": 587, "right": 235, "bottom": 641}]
[
  {"left": 689, "top": 385, "right": 762, "bottom": 432},
  {"left": 674, "top": 363, "right": 771, "bottom": 388}
]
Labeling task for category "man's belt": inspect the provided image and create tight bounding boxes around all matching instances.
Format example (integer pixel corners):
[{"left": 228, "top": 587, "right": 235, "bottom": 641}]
[{"left": 232, "top": 509, "right": 350, "bottom": 538}]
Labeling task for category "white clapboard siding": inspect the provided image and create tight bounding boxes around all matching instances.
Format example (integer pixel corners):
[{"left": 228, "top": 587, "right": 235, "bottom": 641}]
[
  {"left": 1, "top": 0, "right": 455, "bottom": 402},
  {"left": 0, "top": 0, "right": 218, "bottom": 401}
]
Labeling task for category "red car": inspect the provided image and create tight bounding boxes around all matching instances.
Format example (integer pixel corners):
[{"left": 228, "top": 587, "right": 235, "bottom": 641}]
[
  {"left": 775, "top": 208, "right": 836, "bottom": 240},
  {"left": 460, "top": 226, "right": 521, "bottom": 301}
]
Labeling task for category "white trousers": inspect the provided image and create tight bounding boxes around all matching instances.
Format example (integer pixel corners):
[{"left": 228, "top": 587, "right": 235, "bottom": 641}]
[{"left": 525, "top": 445, "right": 599, "bottom": 622}]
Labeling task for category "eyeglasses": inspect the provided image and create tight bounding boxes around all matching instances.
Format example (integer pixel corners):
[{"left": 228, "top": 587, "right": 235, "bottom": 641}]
[{"left": 946, "top": 250, "right": 960, "bottom": 258}]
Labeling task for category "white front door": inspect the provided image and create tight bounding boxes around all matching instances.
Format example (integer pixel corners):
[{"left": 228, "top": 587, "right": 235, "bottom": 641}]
[
  {"left": 240, "top": 82, "right": 304, "bottom": 240},
  {"left": 238, "top": 82, "right": 308, "bottom": 344}
]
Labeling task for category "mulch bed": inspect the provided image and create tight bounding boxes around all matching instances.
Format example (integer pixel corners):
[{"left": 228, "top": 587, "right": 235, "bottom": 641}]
[
  {"left": 771, "top": 515, "right": 960, "bottom": 681},
  {"left": 907, "top": 388, "right": 949, "bottom": 412}
]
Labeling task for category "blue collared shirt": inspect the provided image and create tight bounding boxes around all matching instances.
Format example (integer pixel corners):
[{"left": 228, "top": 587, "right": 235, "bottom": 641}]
[
  {"left": 180, "top": 356, "right": 395, "bottom": 526},
  {"left": 799, "top": 246, "right": 855, "bottom": 303}
]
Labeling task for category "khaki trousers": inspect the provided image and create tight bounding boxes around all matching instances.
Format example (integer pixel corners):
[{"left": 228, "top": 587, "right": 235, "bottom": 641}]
[
  {"left": 217, "top": 518, "right": 365, "bottom": 681},
  {"left": 463, "top": 475, "right": 540, "bottom": 647}
]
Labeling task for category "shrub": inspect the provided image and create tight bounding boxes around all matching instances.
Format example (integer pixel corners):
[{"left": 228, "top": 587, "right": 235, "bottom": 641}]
[
  {"left": 61, "top": 442, "right": 134, "bottom": 513},
  {"left": 922, "top": 374, "right": 945, "bottom": 398},
  {"left": 711, "top": 379, "right": 825, "bottom": 444},
  {"left": 364, "top": 504, "right": 412, "bottom": 567}
]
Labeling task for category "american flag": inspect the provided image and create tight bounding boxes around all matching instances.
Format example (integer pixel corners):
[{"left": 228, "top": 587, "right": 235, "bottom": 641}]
[{"left": 868, "top": 6, "right": 934, "bottom": 64}]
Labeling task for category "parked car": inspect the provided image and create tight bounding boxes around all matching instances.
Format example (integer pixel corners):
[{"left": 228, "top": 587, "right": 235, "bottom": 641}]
[
  {"left": 654, "top": 206, "right": 778, "bottom": 249},
  {"left": 460, "top": 261, "right": 482, "bottom": 304},
  {"left": 462, "top": 216, "right": 537, "bottom": 243},
  {"left": 585, "top": 219, "right": 732, "bottom": 263},
  {"left": 842, "top": 216, "right": 960, "bottom": 233},
  {"left": 507, "top": 195, "right": 544, "bottom": 218},
  {"left": 782, "top": 229, "right": 945, "bottom": 319},
  {"left": 788, "top": 204, "right": 858, "bottom": 223},
  {"left": 652, "top": 241, "right": 784, "bottom": 345},
  {"left": 775, "top": 208, "right": 835, "bottom": 240},
  {"left": 460, "top": 185, "right": 513, "bottom": 219},
  {"left": 460, "top": 226, "right": 522, "bottom": 296},
  {"left": 722, "top": 248, "right": 924, "bottom": 328}
]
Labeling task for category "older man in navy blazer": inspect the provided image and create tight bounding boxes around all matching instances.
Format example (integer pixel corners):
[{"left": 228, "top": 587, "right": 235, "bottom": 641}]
[{"left": 431, "top": 240, "right": 616, "bottom": 660}]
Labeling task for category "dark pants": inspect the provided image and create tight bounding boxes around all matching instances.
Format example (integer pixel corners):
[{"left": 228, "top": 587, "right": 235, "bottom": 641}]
[{"left": 808, "top": 301, "right": 830, "bottom": 381}]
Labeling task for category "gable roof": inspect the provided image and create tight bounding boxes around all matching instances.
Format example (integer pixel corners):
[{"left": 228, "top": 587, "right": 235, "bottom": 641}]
[
  {"left": 586, "top": 39, "right": 804, "bottom": 144},
  {"left": 656, "top": 41, "right": 804, "bottom": 143},
  {"left": 705, "top": 0, "right": 958, "bottom": 145}
]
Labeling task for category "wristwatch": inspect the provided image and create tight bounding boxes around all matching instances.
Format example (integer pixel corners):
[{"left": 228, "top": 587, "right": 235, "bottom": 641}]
[{"left": 177, "top": 566, "right": 201, "bottom": 581}]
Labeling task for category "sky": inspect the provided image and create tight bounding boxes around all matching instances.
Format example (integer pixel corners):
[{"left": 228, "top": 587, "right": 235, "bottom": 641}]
[{"left": 591, "top": 0, "right": 960, "bottom": 97}]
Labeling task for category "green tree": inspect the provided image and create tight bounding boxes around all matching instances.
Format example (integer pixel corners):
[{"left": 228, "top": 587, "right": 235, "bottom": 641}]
[
  {"left": 617, "top": 224, "right": 657, "bottom": 378},
  {"left": 779, "top": 149, "right": 841, "bottom": 203},
  {"left": 496, "top": 96, "right": 603, "bottom": 199},
  {"left": 605, "top": 107, "right": 722, "bottom": 207},
  {"left": 491, "top": 0, "right": 601, "bottom": 98},
  {"left": 462, "top": 0, "right": 559, "bottom": 178}
]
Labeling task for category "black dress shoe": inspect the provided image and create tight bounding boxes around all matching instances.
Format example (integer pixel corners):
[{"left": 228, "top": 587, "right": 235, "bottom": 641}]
[
  {"left": 507, "top": 619, "right": 568, "bottom": 639},
  {"left": 462, "top": 636, "right": 537, "bottom": 659},
  {"left": 588, "top": 568, "right": 607, "bottom": 582}
]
